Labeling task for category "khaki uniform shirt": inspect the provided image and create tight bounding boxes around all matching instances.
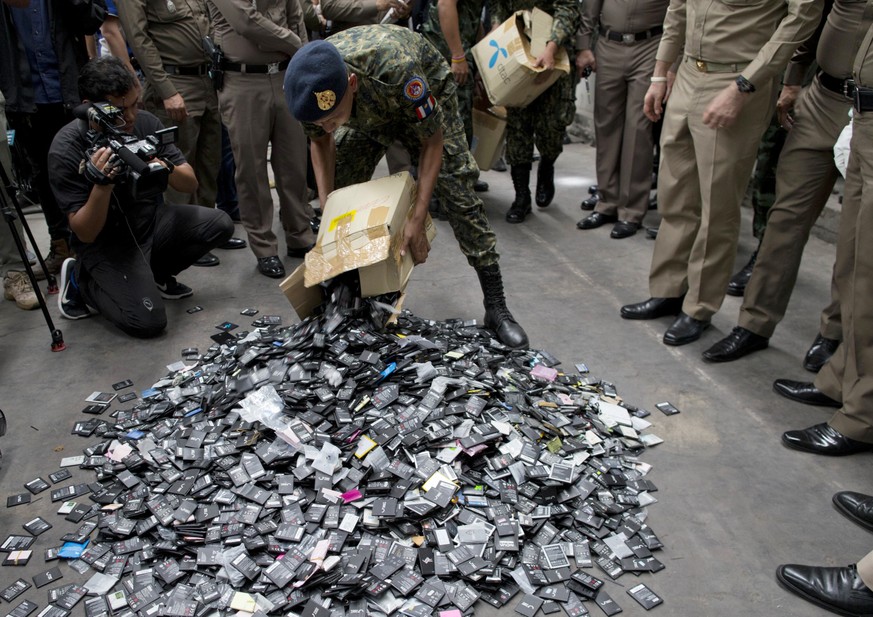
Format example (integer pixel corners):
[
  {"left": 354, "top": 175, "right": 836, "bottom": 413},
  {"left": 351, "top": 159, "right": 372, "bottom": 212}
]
[
  {"left": 208, "top": 0, "right": 306, "bottom": 63},
  {"left": 117, "top": 0, "right": 211, "bottom": 100},
  {"left": 656, "top": 0, "right": 823, "bottom": 87},
  {"left": 577, "top": 0, "right": 670, "bottom": 51},
  {"left": 785, "top": 0, "right": 872, "bottom": 83},
  {"left": 854, "top": 7, "right": 873, "bottom": 87}
]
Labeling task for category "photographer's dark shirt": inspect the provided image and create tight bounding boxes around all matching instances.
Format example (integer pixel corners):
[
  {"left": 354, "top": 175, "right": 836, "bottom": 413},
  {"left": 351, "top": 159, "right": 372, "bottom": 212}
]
[{"left": 49, "top": 110, "right": 186, "bottom": 250}]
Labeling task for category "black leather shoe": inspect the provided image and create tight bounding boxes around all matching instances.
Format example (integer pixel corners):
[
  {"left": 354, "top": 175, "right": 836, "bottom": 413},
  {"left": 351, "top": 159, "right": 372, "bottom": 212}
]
[
  {"left": 833, "top": 491, "right": 873, "bottom": 533},
  {"left": 646, "top": 226, "right": 658, "bottom": 239},
  {"left": 726, "top": 249, "right": 757, "bottom": 297},
  {"left": 620, "top": 296, "right": 684, "bottom": 320},
  {"left": 257, "top": 256, "right": 286, "bottom": 279},
  {"left": 782, "top": 423, "right": 873, "bottom": 456},
  {"left": 610, "top": 221, "right": 640, "bottom": 239},
  {"left": 193, "top": 252, "right": 220, "bottom": 267},
  {"left": 474, "top": 179, "right": 489, "bottom": 192},
  {"left": 577, "top": 211, "right": 617, "bottom": 230},
  {"left": 484, "top": 307, "right": 529, "bottom": 349},
  {"left": 287, "top": 244, "right": 315, "bottom": 259},
  {"left": 580, "top": 193, "right": 600, "bottom": 211},
  {"left": 773, "top": 379, "right": 841, "bottom": 407},
  {"left": 776, "top": 563, "right": 873, "bottom": 616},
  {"left": 219, "top": 237, "right": 247, "bottom": 250},
  {"left": 702, "top": 326, "right": 769, "bottom": 362},
  {"left": 804, "top": 334, "right": 840, "bottom": 373},
  {"left": 663, "top": 312, "right": 710, "bottom": 346}
]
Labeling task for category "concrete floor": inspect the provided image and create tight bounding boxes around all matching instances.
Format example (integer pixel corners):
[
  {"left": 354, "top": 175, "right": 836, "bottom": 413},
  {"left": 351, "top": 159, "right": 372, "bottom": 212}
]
[{"left": 0, "top": 141, "right": 868, "bottom": 617}]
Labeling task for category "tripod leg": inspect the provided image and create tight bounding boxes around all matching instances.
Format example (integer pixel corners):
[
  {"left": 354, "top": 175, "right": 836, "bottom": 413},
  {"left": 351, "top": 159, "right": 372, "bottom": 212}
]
[
  {"left": 0, "top": 159, "right": 57, "bottom": 293},
  {"left": 1, "top": 195, "right": 65, "bottom": 351}
]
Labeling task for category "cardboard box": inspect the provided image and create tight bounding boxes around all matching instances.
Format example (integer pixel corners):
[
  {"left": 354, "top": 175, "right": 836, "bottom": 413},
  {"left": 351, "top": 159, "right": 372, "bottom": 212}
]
[
  {"left": 279, "top": 264, "right": 324, "bottom": 319},
  {"left": 472, "top": 8, "right": 570, "bottom": 108},
  {"left": 301, "top": 171, "right": 436, "bottom": 298},
  {"left": 471, "top": 106, "right": 507, "bottom": 171}
]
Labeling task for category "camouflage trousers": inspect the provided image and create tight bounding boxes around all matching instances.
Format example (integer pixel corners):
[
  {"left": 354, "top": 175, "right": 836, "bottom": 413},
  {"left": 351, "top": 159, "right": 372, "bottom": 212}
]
[
  {"left": 334, "top": 93, "right": 499, "bottom": 269},
  {"left": 505, "top": 68, "right": 577, "bottom": 165},
  {"left": 749, "top": 116, "right": 787, "bottom": 239}
]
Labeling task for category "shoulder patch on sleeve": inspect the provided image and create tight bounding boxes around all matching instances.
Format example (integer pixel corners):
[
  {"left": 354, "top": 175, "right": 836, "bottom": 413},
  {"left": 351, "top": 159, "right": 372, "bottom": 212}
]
[
  {"left": 414, "top": 94, "right": 437, "bottom": 120},
  {"left": 403, "top": 76, "right": 429, "bottom": 102}
]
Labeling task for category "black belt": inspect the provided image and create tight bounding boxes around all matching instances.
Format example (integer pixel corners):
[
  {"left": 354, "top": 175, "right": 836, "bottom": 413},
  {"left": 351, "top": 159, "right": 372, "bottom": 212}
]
[
  {"left": 854, "top": 86, "right": 873, "bottom": 113},
  {"left": 604, "top": 25, "right": 663, "bottom": 44},
  {"left": 163, "top": 63, "right": 209, "bottom": 76},
  {"left": 222, "top": 59, "right": 290, "bottom": 74},
  {"left": 818, "top": 71, "right": 856, "bottom": 99}
]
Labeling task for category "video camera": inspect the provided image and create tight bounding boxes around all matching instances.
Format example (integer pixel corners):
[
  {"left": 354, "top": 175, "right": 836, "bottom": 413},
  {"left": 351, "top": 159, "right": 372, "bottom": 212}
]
[{"left": 76, "top": 102, "right": 178, "bottom": 200}]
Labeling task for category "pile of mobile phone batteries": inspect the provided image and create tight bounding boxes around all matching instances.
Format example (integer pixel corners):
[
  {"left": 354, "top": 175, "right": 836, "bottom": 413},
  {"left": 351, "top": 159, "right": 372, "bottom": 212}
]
[{"left": 6, "top": 280, "right": 668, "bottom": 617}]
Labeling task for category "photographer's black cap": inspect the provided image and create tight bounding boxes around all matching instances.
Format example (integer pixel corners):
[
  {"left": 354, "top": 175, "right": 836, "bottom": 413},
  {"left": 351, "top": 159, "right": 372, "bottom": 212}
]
[{"left": 284, "top": 40, "right": 348, "bottom": 123}]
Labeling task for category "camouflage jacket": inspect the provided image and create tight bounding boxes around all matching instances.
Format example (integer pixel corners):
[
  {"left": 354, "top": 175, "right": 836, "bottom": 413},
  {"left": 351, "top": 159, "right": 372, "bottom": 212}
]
[{"left": 491, "top": 0, "right": 579, "bottom": 50}]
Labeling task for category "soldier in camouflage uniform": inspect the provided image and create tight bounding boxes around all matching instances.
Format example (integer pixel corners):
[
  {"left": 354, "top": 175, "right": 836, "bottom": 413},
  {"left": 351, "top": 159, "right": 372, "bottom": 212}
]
[
  {"left": 491, "top": 0, "right": 580, "bottom": 223},
  {"left": 284, "top": 26, "right": 529, "bottom": 349}
]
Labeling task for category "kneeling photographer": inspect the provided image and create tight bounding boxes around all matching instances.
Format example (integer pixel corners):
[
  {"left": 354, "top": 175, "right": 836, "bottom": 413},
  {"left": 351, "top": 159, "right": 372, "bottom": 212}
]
[{"left": 48, "top": 57, "right": 233, "bottom": 338}]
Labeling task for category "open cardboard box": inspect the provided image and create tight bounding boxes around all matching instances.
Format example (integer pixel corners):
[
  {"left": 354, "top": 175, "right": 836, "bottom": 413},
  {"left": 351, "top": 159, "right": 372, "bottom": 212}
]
[
  {"left": 472, "top": 8, "right": 570, "bottom": 108},
  {"left": 471, "top": 106, "right": 507, "bottom": 171},
  {"left": 280, "top": 172, "right": 435, "bottom": 319}
]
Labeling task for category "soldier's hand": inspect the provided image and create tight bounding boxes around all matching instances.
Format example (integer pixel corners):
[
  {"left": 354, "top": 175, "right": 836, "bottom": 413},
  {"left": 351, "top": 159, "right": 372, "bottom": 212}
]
[
  {"left": 451, "top": 57, "right": 470, "bottom": 86},
  {"left": 400, "top": 217, "right": 430, "bottom": 265},
  {"left": 533, "top": 41, "right": 558, "bottom": 71},
  {"left": 163, "top": 94, "right": 188, "bottom": 123},
  {"left": 777, "top": 85, "right": 802, "bottom": 130},
  {"left": 575, "top": 49, "right": 595, "bottom": 74},
  {"left": 702, "top": 84, "right": 748, "bottom": 130},
  {"left": 643, "top": 82, "right": 667, "bottom": 122}
]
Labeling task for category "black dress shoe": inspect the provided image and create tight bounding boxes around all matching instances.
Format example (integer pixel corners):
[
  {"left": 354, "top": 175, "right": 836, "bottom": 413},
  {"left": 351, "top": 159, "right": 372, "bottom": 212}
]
[
  {"left": 257, "top": 256, "right": 286, "bottom": 279},
  {"left": 776, "top": 563, "right": 873, "bottom": 616},
  {"left": 577, "top": 211, "right": 617, "bottom": 230},
  {"left": 646, "top": 226, "right": 658, "bottom": 239},
  {"left": 193, "top": 251, "right": 220, "bottom": 267},
  {"left": 610, "top": 221, "right": 640, "bottom": 239},
  {"left": 474, "top": 179, "right": 489, "bottom": 192},
  {"left": 580, "top": 193, "right": 600, "bottom": 211},
  {"left": 663, "top": 312, "right": 710, "bottom": 346},
  {"left": 726, "top": 249, "right": 757, "bottom": 297},
  {"left": 804, "top": 334, "right": 840, "bottom": 373},
  {"left": 782, "top": 423, "right": 873, "bottom": 456},
  {"left": 702, "top": 326, "right": 769, "bottom": 362},
  {"left": 588, "top": 184, "right": 598, "bottom": 195},
  {"left": 833, "top": 491, "right": 873, "bottom": 533},
  {"left": 219, "top": 237, "right": 247, "bottom": 250},
  {"left": 773, "top": 379, "right": 841, "bottom": 407},
  {"left": 620, "top": 296, "right": 684, "bottom": 320},
  {"left": 287, "top": 244, "right": 315, "bottom": 259}
]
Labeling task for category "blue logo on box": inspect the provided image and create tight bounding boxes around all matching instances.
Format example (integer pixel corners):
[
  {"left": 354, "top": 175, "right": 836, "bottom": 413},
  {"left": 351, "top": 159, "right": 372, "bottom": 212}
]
[{"left": 488, "top": 40, "right": 508, "bottom": 68}]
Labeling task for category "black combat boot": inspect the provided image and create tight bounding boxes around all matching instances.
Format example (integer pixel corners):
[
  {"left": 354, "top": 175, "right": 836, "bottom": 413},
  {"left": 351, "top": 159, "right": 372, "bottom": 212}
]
[
  {"left": 506, "top": 164, "right": 532, "bottom": 224},
  {"left": 535, "top": 158, "right": 555, "bottom": 207},
  {"left": 476, "top": 264, "right": 529, "bottom": 349}
]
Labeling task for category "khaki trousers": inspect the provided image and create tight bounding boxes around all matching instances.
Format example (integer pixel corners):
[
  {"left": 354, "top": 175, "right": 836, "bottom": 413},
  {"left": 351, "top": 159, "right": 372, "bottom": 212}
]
[
  {"left": 739, "top": 77, "right": 851, "bottom": 338},
  {"left": 859, "top": 549, "right": 873, "bottom": 590},
  {"left": 592, "top": 36, "right": 658, "bottom": 224},
  {"left": 218, "top": 70, "right": 315, "bottom": 258},
  {"left": 814, "top": 110, "right": 873, "bottom": 444},
  {"left": 146, "top": 75, "right": 221, "bottom": 208},
  {"left": 649, "top": 60, "right": 778, "bottom": 320}
]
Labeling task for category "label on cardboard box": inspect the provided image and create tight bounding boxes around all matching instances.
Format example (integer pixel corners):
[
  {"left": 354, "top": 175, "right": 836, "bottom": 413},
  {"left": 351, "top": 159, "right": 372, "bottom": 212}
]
[{"left": 472, "top": 9, "right": 570, "bottom": 108}]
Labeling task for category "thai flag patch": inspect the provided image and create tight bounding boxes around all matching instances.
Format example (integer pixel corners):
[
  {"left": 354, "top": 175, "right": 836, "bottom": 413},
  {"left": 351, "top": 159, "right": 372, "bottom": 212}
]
[{"left": 415, "top": 94, "right": 436, "bottom": 120}]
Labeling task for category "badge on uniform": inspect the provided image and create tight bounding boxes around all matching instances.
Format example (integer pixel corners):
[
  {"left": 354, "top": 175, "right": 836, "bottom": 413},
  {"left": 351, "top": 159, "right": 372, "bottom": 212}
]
[{"left": 414, "top": 95, "right": 437, "bottom": 120}]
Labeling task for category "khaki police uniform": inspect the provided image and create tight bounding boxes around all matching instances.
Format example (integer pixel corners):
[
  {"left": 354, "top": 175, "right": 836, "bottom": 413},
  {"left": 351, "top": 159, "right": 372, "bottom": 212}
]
[
  {"left": 648, "top": 0, "right": 821, "bottom": 320},
  {"left": 208, "top": 0, "right": 316, "bottom": 258},
  {"left": 578, "top": 0, "right": 669, "bottom": 225},
  {"left": 738, "top": 0, "right": 871, "bottom": 340},
  {"left": 813, "top": 18, "right": 873, "bottom": 444},
  {"left": 117, "top": 0, "right": 221, "bottom": 209}
]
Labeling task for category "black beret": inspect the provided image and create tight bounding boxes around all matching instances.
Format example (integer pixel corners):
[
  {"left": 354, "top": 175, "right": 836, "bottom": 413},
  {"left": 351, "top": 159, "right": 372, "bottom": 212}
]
[{"left": 284, "top": 40, "right": 348, "bottom": 123}]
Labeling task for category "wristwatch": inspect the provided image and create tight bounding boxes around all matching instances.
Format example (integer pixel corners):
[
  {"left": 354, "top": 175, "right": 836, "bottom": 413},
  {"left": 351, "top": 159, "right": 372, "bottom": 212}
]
[{"left": 735, "top": 75, "right": 756, "bottom": 94}]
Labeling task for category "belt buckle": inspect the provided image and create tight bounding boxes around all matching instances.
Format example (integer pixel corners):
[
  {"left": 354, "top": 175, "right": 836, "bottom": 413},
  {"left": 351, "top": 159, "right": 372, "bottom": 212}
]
[
  {"left": 267, "top": 62, "right": 280, "bottom": 74},
  {"left": 844, "top": 78, "right": 856, "bottom": 99},
  {"left": 622, "top": 33, "right": 635, "bottom": 44},
  {"left": 695, "top": 59, "right": 707, "bottom": 72}
]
